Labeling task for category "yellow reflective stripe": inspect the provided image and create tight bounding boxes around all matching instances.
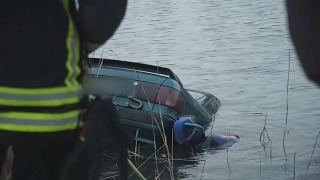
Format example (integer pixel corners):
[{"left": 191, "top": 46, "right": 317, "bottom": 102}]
[
  {"left": 0, "top": 123, "right": 79, "bottom": 132},
  {"left": 0, "top": 110, "right": 84, "bottom": 132},
  {"left": 0, "top": 90, "right": 81, "bottom": 101},
  {"left": 0, "top": 110, "right": 82, "bottom": 120},
  {"left": 0, "top": 118, "right": 79, "bottom": 126},
  {"left": 0, "top": 86, "right": 83, "bottom": 107},
  {"left": 62, "top": 0, "right": 81, "bottom": 87},
  {"left": 0, "top": 85, "right": 82, "bottom": 95},
  {"left": 0, "top": 97, "right": 80, "bottom": 107}
]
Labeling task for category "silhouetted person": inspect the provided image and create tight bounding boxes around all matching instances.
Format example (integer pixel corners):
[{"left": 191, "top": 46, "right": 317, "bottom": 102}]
[
  {"left": 286, "top": 0, "right": 320, "bottom": 86},
  {"left": 0, "top": 0, "right": 127, "bottom": 179}
]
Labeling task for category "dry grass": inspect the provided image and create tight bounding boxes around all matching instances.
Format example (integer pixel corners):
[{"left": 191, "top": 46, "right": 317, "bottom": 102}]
[
  {"left": 92, "top": 53, "right": 175, "bottom": 179},
  {"left": 93, "top": 52, "right": 207, "bottom": 179},
  {"left": 0, "top": 146, "right": 14, "bottom": 180},
  {"left": 130, "top": 63, "right": 175, "bottom": 179}
]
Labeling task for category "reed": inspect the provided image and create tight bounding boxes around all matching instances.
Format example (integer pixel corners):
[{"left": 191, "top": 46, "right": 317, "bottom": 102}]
[
  {"left": 128, "top": 145, "right": 165, "bottom": 178},
  {"left": 283, "top": 49, "right": 291, "bottom": 148},
  {"left": 128, "top": 159, "right": 146, "bottom": 180},
  {"left": 94, "top": 51, "right": 199, "bottom": 179},
  {"left": 92, "top": 50, "right": 172, "bottom": 179},
  {"left": 171, "top": 127, "right": 174, "bottom": 171},
  {"left": 151, "top": 114, "right": 174, "bottom": 179},
  {"left": 304, "top": 130, "right": 320, "bottom": 180},
  {"left": 134, "top": 128, "right": 141, "bottom": 163},
  {"left": 227, "top": 131, "right": 230, "bottom": 163},
  {"left": 135, "top": 70, "right": 161, "bottom": 178},
  {"left": 103, "top": 50, "right": 165, "bottom": 178},
  {"left": 110, "top": 50, "right": 121, "bottom": 60},
  {"left": 95, "top": 49, "right": 105, "bottom": 78},
  {"left": 200, "top": 114, "right": 216, "bottom": 180},
  {"left": 293, "top": 152, "right": 296, "bottom": 180},
  {"left": 260, "top": 113, "right": 270, "bottom": 148},
  {"left": 91, "top": 50, "right": 148, "bottom": 179},
  {"left": 269, "top": 136, "right": 273, "bottom": 159},
  {"left": 129, "top": 65, "right": 175, "bottom": 180},
  {"left": 259, "top": 155, "right": 262, "bottom": 175}
]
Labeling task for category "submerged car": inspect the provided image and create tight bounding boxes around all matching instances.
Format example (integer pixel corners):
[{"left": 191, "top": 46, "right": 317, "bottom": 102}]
[{"left": 87, "top": 58, "right": 221, "bottom": 145}]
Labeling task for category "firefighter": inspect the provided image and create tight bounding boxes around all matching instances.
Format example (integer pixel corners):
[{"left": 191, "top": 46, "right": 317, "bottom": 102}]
[{"left": 0, "top": 0, "right": 127, "bottom": 180}]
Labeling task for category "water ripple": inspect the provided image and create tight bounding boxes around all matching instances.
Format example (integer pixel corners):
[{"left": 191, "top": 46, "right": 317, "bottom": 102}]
[{"left": 96, "top": 0, "right": 320, "bottom": 179}]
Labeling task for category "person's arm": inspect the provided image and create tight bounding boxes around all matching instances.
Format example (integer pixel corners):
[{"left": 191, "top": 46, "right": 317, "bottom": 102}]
[
  {"left": 286, "top": 0, "right": 320, "bottom": 86},
  {"left": 77, "top": 0, "right": 128, "bottom": 52}
]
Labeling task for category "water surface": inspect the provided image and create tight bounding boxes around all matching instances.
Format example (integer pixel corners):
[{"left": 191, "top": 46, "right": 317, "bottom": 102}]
[{"left": 95, "top": 0, "right": 320, "bottom": 179}]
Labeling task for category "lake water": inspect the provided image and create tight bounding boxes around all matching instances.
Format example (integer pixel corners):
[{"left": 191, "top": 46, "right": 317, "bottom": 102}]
[{"left": 94, "top": 0, "right": 320, "bottom": 179}]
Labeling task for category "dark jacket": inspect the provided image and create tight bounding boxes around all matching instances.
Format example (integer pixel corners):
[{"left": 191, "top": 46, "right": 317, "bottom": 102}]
[
  {"left": 0, "top": 0, "right": 127, "bottom": 133},
  {"left": 59, "top": 97, "right": 133, "bottom": 180}
]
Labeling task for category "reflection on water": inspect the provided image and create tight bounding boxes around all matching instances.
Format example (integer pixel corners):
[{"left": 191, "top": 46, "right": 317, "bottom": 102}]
[{"left": 96, "top": 0, "right": 320, "bottom": 179}]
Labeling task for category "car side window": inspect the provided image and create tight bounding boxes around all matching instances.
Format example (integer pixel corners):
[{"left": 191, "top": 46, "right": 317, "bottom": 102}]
[
  {"left": 192, "top": 92, "right": 215, "bottom": 116},
  {"left": 188, "top": 90, "right": 206, "bottom": 100},
  {"left": 196, "top": 96, "right": 208, "bottom": 106}
]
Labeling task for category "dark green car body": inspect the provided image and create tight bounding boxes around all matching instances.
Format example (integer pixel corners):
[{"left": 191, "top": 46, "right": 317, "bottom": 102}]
[{"left": 88, "top": 58, "right": 221, "bottom": 145}]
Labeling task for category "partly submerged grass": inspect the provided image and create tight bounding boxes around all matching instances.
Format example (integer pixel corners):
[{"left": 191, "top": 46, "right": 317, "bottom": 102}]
[{"left": 94, "top": 55, "right": 175, "bottom": 180}]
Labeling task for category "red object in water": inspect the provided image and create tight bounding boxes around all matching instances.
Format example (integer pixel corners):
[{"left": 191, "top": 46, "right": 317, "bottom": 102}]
[{"left": 219, "top": 135, "right": 238, "bottom": 140}]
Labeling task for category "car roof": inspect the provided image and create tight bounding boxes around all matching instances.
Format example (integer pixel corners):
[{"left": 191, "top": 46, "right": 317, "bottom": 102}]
[{"left": 89, "top": 58, "right": 184, "bottom": 86}]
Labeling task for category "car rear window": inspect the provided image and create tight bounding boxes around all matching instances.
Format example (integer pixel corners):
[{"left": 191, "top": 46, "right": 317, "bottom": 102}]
[{"left": 188, "top": 90, "right": 206, "bottom": 100}]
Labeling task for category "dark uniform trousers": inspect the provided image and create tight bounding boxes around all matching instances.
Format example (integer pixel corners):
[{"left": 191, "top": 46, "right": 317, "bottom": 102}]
[{"left": 0, "top": 130, "right": 80, "bottom": 180}]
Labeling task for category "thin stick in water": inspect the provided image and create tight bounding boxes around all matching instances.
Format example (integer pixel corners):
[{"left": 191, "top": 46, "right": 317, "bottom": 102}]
[
  {"left": 171, "top": 127, "right": 174, "bottom": 175},
  {"left": 270, "top": 136, "right": 273, "bottom": 159},
  {"left": 95, "top": 49, "right": 105, "bottom": 78},
  {"left": 293, "top": 152, "right": 296, "bottom": 180},
  {"left": 110, "top": 50, "right": 121, "bottom": 60},
  {"left": 260, "top": 155, "right": 262, "bottom": 175},
  {"left": 134, "top": 128, "right": 140, "bottom": 162},
  {"left": 283, "top": 49, "right": 291, "bottom": 147},
  {"left": 227, "top": 131, "right": 230, "bottom": 163},
  {"left": 200, "top": 114, "right": 216, "bottom": 180},
  {"left": 260, "top": 113, "right": 270, "bottom": 148},
  {"left": 304, "top": 130, "right": 320, "bottom": 180}
]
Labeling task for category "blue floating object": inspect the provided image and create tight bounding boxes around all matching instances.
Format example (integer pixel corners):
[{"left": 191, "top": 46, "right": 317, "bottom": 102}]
[
  {"left": 173, "top": 118, "right": 206, "bottom": 145},
  {"left": 173, "top": 118, "right": 239, "bottom": 150}
]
